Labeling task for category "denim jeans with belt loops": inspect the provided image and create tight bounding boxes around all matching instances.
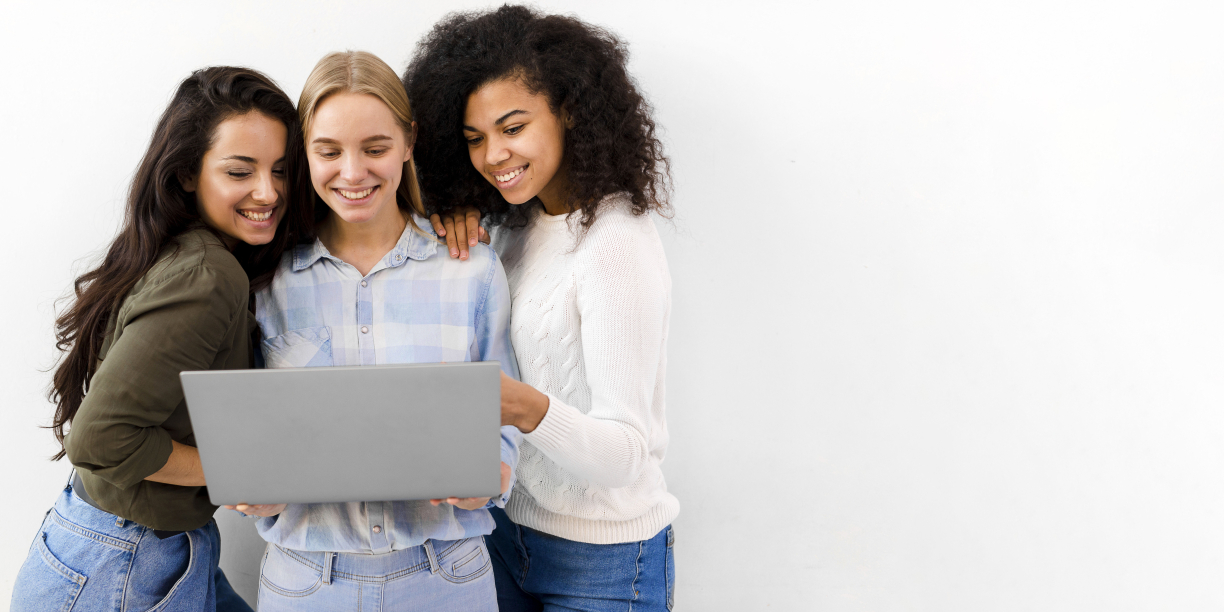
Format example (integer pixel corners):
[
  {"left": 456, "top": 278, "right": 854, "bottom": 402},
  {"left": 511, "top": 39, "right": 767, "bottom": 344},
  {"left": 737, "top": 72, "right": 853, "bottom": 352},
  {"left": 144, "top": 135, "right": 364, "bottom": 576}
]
[
  {"left": 255, "top": 536, "right": 496, "bottom": 611},
  {"left": 486, "top": 507, "right": 676, "bottom": 612},
  {"left": 10, "top": 483, "right": 251, "bottom": 612}
]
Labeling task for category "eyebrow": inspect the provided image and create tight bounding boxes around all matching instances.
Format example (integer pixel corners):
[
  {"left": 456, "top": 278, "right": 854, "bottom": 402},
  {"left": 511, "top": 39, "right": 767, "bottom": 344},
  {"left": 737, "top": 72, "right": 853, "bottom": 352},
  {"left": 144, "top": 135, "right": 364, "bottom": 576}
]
[
  {"left": 311, "top": 135, "right": 395, "bottom": 144},
  {"left": 219, "top": 155, "right": 286, "bottom": 164},
  {"left": 463, "top": 109, "right": 528, "bottom": 132}
]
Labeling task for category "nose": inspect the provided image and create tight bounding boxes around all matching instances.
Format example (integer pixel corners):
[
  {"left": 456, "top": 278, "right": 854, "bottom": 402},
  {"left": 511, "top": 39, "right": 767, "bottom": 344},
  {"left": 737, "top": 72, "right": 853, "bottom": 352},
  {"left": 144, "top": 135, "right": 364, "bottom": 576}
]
[
  {"left": 251, "top": 169, "right": 279, "bottom": 205},
  {"left": 340, "top": 153, "right": 367, "bottom": 184},
  {"left": 484, "top": 135, "right": 511, "bottom": 168}
]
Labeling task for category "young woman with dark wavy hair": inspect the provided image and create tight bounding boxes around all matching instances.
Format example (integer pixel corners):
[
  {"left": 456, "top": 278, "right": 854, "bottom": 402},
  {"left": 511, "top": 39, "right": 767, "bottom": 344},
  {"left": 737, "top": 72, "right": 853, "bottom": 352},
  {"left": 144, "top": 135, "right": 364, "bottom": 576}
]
[
  {"left": 405, "top": 6, "right": 678, "bottom": 610},
  {"left": 11, "top": 66, "right": 310, "bottom": 612}
]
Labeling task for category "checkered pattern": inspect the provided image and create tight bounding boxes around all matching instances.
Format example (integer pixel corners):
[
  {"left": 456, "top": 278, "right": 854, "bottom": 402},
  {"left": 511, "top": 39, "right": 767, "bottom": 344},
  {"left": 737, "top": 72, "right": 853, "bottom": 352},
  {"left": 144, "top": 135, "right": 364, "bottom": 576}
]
[{"left": 253, "top": 217, "right": 522, "bottom": 554}]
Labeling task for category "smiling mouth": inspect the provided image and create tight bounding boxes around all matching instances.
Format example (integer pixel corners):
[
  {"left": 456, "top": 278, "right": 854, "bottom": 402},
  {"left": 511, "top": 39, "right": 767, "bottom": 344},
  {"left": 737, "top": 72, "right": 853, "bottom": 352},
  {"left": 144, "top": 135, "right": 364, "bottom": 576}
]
[
  {"left": 337, "top": 187, "right": 375, "bottom": 200},
  {"left": 238, "top": 209, "right": 274, "bottom": 222},
  {"left": 494, "top": 166, "right": 526, "bottom": 183}
]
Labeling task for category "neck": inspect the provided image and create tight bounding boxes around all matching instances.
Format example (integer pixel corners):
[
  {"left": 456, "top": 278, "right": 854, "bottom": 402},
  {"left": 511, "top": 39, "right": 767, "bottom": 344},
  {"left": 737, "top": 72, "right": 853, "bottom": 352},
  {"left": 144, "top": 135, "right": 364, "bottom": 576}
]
[
  {"left": 536, "top": 169, "right": 573, "bottom": 216},
  {"left": 317, "top": 205, "right": 410, "bottom": 275}
]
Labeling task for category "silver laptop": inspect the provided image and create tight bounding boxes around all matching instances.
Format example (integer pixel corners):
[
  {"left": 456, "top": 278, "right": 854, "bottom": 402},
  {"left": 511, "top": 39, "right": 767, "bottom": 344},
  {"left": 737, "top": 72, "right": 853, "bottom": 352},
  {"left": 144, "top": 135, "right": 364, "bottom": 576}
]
[{"left": 181, "top": 362, "right": 502, "bottom": 506}]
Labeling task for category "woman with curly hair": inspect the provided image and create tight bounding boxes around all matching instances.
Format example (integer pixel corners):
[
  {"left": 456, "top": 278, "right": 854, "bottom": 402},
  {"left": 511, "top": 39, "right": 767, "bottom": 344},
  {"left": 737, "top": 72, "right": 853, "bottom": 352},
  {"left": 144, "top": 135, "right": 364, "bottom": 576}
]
[{"left": 405, "top": 6, "right": 678, "bottom": 611}]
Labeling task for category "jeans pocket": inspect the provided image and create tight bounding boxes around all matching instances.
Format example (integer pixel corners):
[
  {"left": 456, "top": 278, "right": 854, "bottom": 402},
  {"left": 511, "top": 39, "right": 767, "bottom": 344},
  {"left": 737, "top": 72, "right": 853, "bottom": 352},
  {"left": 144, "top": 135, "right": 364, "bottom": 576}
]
[
  {"left": 259, "top": 545, "right": 324, "bottom": 598},
  {"left": 10, "top": 530, "right": 87, "bottom": 612},
  {"left": 665, "top": 527, "right": 675, "bottom": 611},
  {"left": 262, "top": 326, "right": 334, "bottom": 369},
  {"left": 439, "top": 537, "right": 492, "bottom": 584},
  {"left": 130, "top": 531, "right": 197, "bottom": 612}
]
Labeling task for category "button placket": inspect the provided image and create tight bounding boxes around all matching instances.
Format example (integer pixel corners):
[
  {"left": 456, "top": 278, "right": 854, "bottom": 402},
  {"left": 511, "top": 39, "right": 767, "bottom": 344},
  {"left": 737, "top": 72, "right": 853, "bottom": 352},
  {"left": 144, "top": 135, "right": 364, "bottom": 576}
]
[
  {"left": 356, "top": 276, "right": 375, "bottom": 365},
  {"left": 367, "top": 501, "right": 391, "bottom": 553}
]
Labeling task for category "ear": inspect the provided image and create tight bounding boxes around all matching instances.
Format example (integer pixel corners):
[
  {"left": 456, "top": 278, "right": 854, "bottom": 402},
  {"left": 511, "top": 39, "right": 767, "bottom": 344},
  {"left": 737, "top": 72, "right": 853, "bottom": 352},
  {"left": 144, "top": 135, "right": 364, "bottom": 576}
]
[
  {"left": 561, "top": 109, "right": 574, "bottom": 129},
  {"left": 403, "top": 121, "right": 417, "bottom": 162},
  {"left": 178, "top": 171, "right": 198, "bottom": 193}
]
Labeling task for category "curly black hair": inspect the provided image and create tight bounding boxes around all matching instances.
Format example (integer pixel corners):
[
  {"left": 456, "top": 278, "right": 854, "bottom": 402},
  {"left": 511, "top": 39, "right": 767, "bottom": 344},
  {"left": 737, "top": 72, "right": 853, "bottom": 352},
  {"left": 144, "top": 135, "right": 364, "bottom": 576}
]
[{"left": 403, "top": 4, "right": 671, "bottom": 231}]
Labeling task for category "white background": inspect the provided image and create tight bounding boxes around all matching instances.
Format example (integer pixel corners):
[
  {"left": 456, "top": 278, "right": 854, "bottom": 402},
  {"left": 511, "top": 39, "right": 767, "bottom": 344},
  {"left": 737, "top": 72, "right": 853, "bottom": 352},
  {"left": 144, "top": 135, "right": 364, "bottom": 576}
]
[{"left": 2, "top": 0, "right": 1223, "bottom": 609}]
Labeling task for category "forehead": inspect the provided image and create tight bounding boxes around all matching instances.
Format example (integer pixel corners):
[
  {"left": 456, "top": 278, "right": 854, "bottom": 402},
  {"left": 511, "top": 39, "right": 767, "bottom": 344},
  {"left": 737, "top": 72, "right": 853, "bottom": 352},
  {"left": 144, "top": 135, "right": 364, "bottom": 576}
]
[
  {"left": 465, "top": 78, "right": 551, "bottom": 123},
  {"left": 310, "top": 92, "right": 403, "bottom": 140},
  {"left": 207, "top": 112, "right": 287, "bottom": 156}
]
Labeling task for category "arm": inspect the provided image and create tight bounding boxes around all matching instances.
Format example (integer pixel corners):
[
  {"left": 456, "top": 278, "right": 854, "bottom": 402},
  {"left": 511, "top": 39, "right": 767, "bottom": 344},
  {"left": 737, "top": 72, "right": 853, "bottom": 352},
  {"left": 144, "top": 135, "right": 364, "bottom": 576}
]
[
  {"left": 431, "top": 251, "right": 522, "bottom": 510},
  {"left": 479, "top": 252, "right": 522, "bottom": 505},
  {"left": 63, "top": 260, "right": 246, "bottom": 490},
  {"left": 145, "top": 440, "right": 205, "bottom": 487},
  {"left": 505, "top": 222, "right": 668, "bottom": 489}
]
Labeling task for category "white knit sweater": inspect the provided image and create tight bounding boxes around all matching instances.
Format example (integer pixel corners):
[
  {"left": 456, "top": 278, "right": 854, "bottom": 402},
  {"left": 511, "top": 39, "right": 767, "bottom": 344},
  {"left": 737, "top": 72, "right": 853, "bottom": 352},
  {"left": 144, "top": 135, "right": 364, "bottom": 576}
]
[{"left": 492, "top": 196, "right": 679, "bottom": 544}]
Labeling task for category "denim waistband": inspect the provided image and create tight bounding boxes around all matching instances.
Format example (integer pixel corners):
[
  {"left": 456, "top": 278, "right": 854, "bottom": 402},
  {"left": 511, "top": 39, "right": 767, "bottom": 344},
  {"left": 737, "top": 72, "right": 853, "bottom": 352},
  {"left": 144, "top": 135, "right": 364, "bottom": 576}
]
[
  {"left": 51, "top": 486, "right": 150, "bottom": 549},
  {"left": 272, "top": 537, "right": 473, "bottom": 584},
  {"left": 68, "top": 472, "right": 185, "bottom": 539}
]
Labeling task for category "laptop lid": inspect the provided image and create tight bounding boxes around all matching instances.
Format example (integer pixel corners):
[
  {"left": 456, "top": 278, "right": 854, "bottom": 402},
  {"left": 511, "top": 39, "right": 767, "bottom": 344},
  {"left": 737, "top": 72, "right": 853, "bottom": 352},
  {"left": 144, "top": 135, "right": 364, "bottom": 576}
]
[{"left": 181, "top": 362, "right": 502, "bottom": 506}]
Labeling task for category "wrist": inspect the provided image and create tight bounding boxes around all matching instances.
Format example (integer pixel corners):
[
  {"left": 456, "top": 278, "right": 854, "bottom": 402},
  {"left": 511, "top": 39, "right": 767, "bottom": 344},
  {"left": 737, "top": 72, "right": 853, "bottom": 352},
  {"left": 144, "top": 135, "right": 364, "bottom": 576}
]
[{"left": 514, "top": 388, "right": 549, "bottom": 433}]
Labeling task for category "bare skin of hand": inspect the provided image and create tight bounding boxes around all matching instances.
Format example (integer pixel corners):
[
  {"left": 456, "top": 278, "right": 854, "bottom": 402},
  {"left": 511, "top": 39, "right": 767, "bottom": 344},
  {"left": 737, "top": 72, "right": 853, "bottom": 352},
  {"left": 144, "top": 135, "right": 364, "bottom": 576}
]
[
  {"left": 145, "top": 440, "right": 206, "bottom": 487},
  {"left": 430, "top": 461, "right": 512, "bottom": 510},
  {"left": 223, "top": 503, "right": 287, "bottom": 517},
  {"left": 429, "top": 206, "right": 488, "bottom": 261},
  {"left": 500, "top": 371, "right": 550, "bottom": 433}
]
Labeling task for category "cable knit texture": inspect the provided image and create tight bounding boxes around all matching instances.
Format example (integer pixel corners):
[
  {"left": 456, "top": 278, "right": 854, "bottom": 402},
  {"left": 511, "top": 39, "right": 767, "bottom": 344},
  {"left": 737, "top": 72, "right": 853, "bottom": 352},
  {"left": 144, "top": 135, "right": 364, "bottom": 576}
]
[{"left": 492, "top": 195, "right": 679, "bottom": 544}]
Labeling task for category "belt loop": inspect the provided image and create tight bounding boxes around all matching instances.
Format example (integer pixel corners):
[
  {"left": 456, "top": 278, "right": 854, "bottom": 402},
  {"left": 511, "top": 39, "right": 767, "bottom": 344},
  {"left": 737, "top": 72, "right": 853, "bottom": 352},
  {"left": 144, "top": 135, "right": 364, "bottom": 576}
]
[
  {"left": 322, "top": 552, "right": 335, "bottom": 585},
  {"left": 423, "top": 540, "right": 440, "bottom": 574}
]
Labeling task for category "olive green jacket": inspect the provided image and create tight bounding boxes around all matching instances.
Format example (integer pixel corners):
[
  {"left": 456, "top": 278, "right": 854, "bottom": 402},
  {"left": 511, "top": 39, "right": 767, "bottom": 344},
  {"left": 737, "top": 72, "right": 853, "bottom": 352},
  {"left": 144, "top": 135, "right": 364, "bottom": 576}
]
[{"left": 64, "top": 228, "right": 253, "bottom": 531}]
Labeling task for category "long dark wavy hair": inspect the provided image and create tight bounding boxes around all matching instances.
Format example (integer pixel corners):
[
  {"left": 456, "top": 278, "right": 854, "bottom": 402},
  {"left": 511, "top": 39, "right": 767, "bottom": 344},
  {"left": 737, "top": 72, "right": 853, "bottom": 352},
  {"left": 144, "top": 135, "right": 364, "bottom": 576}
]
[
  {"left": 404, "top": 4, "right": 672, "bottom": 231},
  {"left": 48, "top": 66, "right": 311, "bottom": 460}
]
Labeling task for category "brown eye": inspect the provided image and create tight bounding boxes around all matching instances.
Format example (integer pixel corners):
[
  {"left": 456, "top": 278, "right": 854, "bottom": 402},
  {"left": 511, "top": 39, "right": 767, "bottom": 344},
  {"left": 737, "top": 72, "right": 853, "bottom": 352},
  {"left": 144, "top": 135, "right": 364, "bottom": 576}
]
[{"left": 505, "top": 125, "right": 524, "bottom": 135}]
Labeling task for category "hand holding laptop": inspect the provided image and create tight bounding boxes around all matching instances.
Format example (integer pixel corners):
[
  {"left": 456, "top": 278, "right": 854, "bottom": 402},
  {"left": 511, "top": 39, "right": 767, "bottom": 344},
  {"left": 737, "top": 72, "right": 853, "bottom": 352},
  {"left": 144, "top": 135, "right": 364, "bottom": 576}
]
[
  {"left": 431, "top": 461, "right": 512, "bottom": 510},
  {"left": 223, "top": 503, "right": 287, "bottom": 517},
  {"left": 222, "top": 461, "right": 510, "bottom": 515}
]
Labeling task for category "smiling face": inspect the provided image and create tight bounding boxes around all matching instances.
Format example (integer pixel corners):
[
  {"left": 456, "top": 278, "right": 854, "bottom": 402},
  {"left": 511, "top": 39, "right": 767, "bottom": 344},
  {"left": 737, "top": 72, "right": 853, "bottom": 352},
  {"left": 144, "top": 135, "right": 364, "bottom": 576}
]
[
  {"left": 307, "top": 92, "right": 414, "bottom": 228},
  {"left": 464, "top": 77, "right": 569, "bottom": 213},
  {"left": 182, "top": 111, "right": 287, "bottom": 248}
]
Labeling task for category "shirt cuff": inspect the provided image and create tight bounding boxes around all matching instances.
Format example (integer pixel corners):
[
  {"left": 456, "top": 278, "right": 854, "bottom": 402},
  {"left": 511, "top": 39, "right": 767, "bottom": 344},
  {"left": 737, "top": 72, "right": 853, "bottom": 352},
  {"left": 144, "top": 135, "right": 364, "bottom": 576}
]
[
  {"left": 523, "top": 393, "right": 580, "bottom": 454},
  {"left": 85, "top": 427, "right": 175, "bottom": 491}
]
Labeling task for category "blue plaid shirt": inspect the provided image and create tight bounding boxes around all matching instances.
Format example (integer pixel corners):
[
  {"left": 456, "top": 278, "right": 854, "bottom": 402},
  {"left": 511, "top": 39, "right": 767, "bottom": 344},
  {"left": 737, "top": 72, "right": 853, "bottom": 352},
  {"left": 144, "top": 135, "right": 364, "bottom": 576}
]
[{"left": 253, "top": 217, "right": 521, "bottom": 553}]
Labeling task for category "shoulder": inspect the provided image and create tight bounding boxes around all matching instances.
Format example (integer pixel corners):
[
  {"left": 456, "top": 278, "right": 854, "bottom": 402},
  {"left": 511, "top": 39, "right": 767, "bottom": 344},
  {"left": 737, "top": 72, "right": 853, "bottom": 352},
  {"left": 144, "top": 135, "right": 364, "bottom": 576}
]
[
  {"left": 138, "top": 228, "right": 248, "bottom": 307},
  {"left": 434, "top": 240, "right": 505, "bottom": 286},
  {"left": 576, "top": 195, "right": 666, "bottom": 262}
]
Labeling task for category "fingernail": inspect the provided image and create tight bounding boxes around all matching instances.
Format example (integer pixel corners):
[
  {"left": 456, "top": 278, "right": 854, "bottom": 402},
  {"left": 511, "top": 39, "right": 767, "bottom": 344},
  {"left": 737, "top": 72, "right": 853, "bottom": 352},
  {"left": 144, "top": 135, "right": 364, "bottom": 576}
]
[
  {"left": 451, "top": 249, "right": 458, "bottom": 257},
  {"left": 470, "top": 238, "right": 477, "bottom": 246}
]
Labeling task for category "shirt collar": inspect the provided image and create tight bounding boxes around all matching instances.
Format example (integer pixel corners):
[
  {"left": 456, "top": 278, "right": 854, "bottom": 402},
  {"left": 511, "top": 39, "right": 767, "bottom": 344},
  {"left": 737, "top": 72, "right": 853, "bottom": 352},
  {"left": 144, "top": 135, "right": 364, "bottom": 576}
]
[{"left": 292, "top": 215, "right": 439, "bottom": 272}]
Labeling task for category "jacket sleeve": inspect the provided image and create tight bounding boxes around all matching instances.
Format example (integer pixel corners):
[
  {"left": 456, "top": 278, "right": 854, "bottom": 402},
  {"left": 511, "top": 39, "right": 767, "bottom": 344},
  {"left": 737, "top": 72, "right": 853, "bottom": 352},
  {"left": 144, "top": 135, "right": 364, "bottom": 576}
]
[{"left": 64, "top": 261, "right": 246, "bottom": 489}]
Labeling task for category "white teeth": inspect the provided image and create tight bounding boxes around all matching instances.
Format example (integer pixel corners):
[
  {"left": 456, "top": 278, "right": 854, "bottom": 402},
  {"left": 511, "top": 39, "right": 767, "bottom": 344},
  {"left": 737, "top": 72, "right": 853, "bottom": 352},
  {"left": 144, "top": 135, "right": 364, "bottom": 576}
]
[
  {"left": 338, "top": 187, "right": 374, "bottom": 199},
  {"left": 494, "top": 168, "right": 524, "bottom": 183},
  {"left": 239, "top": 209, "right": 272, "bottom": 222}
]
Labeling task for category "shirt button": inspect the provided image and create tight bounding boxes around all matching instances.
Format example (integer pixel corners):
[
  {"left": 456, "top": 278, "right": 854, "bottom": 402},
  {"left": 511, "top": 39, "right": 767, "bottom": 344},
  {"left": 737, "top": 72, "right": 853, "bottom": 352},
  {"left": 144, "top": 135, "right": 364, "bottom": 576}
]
[
  {"left": 361, "top": 280, "right": 368, "bottom": 287},
  {"left": 361, "top": 326, "right": 369, "bottom": 334},
  {"left": 372, "top": 525, "right": 382, "bottom": 534},
  {"left": 395, "top": 254, "right": 402, "bottom": 261}
]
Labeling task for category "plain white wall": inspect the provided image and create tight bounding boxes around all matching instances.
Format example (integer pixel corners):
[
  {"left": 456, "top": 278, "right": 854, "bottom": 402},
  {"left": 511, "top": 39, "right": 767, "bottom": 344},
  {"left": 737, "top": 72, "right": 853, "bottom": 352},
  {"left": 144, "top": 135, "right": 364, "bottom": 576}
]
[{"left": 3, "top": 0, "right": 1222, "bottom": 609}]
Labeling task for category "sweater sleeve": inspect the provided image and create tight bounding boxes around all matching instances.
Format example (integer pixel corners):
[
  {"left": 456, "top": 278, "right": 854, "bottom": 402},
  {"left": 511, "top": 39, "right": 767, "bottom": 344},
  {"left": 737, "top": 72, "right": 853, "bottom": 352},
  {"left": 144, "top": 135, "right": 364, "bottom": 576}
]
[
  {"left": 524, "top": 217, "right": 668, "bottom": 489},
  {"left": 63, "top": 260, "right": 246, "bottom": 489}
]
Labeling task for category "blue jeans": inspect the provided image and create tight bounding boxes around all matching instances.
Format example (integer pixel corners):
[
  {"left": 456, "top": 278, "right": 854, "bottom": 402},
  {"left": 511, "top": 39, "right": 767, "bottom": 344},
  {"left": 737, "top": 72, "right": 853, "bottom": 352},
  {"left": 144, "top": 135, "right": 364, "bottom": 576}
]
[
  {"left": 256, "top": 537, "right": 496, "bottom": 611},
  {"left": 486, "top": 507, "right": 675, "bottom": 612},
  {"left": 10, "top": 484, "right": 251, "bottom": 612}
]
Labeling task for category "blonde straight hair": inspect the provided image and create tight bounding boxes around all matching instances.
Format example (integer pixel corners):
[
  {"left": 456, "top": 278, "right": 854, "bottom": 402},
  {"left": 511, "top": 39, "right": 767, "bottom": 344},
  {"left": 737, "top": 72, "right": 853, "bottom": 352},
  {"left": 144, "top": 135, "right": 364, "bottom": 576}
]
[{"left": 299, "top": 50, "right": 428, "bottom": 234}]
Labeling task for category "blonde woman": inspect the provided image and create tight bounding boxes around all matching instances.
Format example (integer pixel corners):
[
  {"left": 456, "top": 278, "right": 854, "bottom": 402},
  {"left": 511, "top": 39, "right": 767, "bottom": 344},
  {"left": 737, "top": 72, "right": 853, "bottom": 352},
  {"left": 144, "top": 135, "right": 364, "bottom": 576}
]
[{"left": 238, "top": 51, "right": 520, "bottom": 611}]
